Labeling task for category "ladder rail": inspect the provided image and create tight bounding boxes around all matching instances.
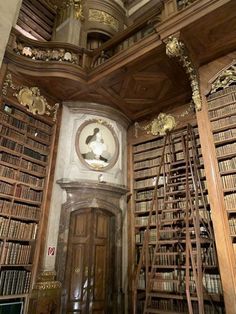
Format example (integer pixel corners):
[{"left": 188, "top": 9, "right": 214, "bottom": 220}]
[
  {"left": 136, "top": 124, "right": 221, "bottom": 314},
  {"left": 143, "top": 133, "right": 177, "bottom": 312},
  {"left": 133, "top": 134, "right": 169, "bottom": 314}
]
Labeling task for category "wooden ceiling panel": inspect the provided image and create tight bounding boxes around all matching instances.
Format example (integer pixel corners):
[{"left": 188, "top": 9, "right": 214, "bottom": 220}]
[{"left": 182, "top": 0, "right": 236, "bottom": 65}]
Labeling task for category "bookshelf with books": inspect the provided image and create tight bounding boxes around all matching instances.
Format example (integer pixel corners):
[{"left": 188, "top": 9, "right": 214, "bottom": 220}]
[
  {"left": 130, "top": 125, "right": 225, "bottom": 313},
  {"left": 0, "top": 85, "right": 58, "bottom": 312},
  {"left": 207, "top": 85, "right": 236, "bottom": 248}
]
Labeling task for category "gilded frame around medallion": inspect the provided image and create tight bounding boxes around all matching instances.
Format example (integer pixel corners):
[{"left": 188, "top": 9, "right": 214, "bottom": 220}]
[{"left": 75, "top": 119, "right": 119, "bottom": 171}]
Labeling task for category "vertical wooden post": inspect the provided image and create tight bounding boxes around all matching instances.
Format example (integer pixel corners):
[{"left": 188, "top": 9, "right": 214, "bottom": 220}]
[{"left": 196, "top": 78, "right": 236, "bottom": 314}]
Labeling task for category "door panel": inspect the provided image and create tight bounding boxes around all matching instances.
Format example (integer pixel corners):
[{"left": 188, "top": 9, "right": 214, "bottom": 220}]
[
  {"left": 65, "top": 208, "right": 115, "bottom": 314},
  {"left": 66, "top": 209, "right": 91, "bottom": 313},
  {"left": 94, "top": 245, "right": 106, "bottom": 300},
  {"left": 92, "top": 211, "right": 114, "bottom": 313}
]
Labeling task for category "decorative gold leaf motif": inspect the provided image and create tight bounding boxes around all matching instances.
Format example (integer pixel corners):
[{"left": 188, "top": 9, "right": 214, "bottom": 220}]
[
  {"left": 165, "top": 36, "right": 202, "bottom": 111},
  {"left": 89, "top": 9, "right": 119, "bottom": 32},
  {"left": 210, "top": 64, "right": 236, "bottom": 94},
  {"left": 2, "top": 73, "right": 59, "bottom": 121},
  {"left": 143, "top": 113, "right": 177, "bottom": 136}
]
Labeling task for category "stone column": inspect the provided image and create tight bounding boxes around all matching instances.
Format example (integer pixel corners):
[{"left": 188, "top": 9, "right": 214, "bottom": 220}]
[
  {"left": 53, "top": 1, "right": 83, "bottom": 46},
  {"left": 0, "top": 0, "right": 22, "bottom": 66}
]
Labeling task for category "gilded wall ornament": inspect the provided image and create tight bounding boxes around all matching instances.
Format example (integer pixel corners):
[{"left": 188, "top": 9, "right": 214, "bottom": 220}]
[
  {"left": 165, "top": 36, "right": 202, "bottom": 111},
  {"left": 210, "top": 64, "right": 236, "bottom": 94},
  {"left": 89, "top": 9, "right": 119, "bottom": 32},
  {"left": 134, "top": 102, "right": 194, "bottom": 138},
  {"left": 2, "top": 73, "right": 59, "bottom": 121},
  {"left": 143, "top": 113, "right": 177, "bottom": 136}
]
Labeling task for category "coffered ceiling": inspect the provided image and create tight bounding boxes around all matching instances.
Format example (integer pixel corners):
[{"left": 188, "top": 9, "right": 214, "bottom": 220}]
[{"left": 6, "top": 0, "right": 236, "bottom": 122}]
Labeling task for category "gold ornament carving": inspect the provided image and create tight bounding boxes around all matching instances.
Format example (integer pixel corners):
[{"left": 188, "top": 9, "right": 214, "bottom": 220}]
[
  {"left": 143, "top": 113, "right": 177, "bottom": 136},
  {"left": 12, "top": 39, "right": 82, "bottom": 65},
  {"left": 34, "top": 270, "right": 62, "bottom": 291},
  {"left": 46, "top": 0, "right": 84, "bottom": 21},
  {"left": 2, "top": 73, "right": 59, "bottom": 121},
  {"left": 2, "top": 73, "right": 17, "bottom": 96},
  {"left": 89, "top": 9, "right": 119, "bottom": 32},
  {"left": 165, "top": 36, "right": 202, "bottom": 111},
  {"left": 34, "top": 281, "right": 62, "bottom": 290},
  {"left": 134, "top": 102, "right": 194, "bottom": 138},
  {"left": 210, "top": 64, "right": 236, "bottom": 94}
]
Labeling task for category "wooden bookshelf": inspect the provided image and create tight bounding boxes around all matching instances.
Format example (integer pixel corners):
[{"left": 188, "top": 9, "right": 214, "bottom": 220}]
[
  {"left": 130, "top": 126, "right": 224, "bottom": 313},
  {"left": 207, "top": 85, "right": 236, "bottom": 243},
  {"left": 0, "top": 96, "right": 57, "bottom": 311}
]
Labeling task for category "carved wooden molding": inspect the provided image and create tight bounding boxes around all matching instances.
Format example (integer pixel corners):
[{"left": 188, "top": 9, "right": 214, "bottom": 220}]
[
  {"left": 210, "top": 63, "right": 236, "bottom": 94},
  {"left": 2, "top": 73, "right": 59, "bottom": 121},
  {"left": 165, "top": 36, "right": 202, "bottom": 111}
]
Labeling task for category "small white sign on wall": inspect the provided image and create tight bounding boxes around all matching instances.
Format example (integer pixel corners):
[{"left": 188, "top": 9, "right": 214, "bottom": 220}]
[{"left": 48, "top": 246, "right": 56, "bottom": 256}]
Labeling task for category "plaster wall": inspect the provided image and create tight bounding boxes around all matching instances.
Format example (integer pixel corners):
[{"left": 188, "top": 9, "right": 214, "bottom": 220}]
[
  {"left": 0, "top": 0, "right": 22, "bottom": 66},
  {"left": 42, "top": 103, "right": 128, "bottom": 299}
]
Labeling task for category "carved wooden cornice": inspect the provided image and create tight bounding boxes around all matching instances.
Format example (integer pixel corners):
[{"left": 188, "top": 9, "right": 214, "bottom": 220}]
[{"left": 165, "top": 36, "right": 201, "bottom": 111}]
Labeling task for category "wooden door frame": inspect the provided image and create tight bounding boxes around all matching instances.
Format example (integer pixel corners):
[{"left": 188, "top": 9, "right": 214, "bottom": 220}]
[{"left": 56, "top": 181, "right": 127, "bottom": 313}]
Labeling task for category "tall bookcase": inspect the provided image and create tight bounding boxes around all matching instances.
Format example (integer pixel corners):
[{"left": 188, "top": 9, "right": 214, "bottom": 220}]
[
  {"left": 130, "top": 125, "right": 225, "bottom": 313},
  {"left": 0, "top": 92, "right": 57, "bottom": 312},
  {"left": 207, "top": 85, "right": 236, "bottom": 259}
]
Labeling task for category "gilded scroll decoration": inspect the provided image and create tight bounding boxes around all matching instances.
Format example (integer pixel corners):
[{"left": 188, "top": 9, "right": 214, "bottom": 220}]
[
  {"left": 134, "top": 102, "right": 194, "bottom": 138},
  {"left": 165, "top": 36, "right": 202, "bottom": 111},
  {"left": 142, "top": 113, "right": 177, "bottom": 136},
  {"left": 210, "top": 64, "right": 236, "bottom": 94},
  {"left": 2, "top": 73, "right": 59, "bottom": 121},
  {"left": 89, "top": 9, "right": 119, "bottom": 32}
]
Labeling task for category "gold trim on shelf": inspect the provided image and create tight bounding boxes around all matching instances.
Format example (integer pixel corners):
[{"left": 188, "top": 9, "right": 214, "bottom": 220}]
[
  {"left": 2, "top": 73, "right": 59, "bottom": 121},
  {"left": 165, "top": 36, "right": 202, "bottom": 111},
  {"left": 88, "top": 9, "right": 119, "bottom": 32},
  {"left": 210, "top": 64, "right": 236, "bottom": 94}
]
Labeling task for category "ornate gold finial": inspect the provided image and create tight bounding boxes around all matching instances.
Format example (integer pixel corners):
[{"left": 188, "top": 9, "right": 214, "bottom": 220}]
[
  {"left": 2, "top": 73, "right": 59, "bottom": 121},
  {"left": 210, "top": 64, "right": 236, "bottom": 94},
  {"left": 143, "top": 113, "right": 177, "bottom": 136},
  {"left": 73, "top": 0, "right": 84, "bottom": 21},
  {"left": 165, "top": 36, "right": 202, "bottom": 111},
  {"left": 57, "top": 0, "right": 84, "bottom": 22}
]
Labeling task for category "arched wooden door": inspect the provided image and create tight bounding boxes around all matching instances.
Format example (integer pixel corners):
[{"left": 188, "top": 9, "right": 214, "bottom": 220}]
[{"left": 64, "top": 208, "right": 116, "bottom": 314}]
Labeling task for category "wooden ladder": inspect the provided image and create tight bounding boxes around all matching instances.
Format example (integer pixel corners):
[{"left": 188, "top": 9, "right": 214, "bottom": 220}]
[{"left": 133, "top": 125, "right": 216, "bottom": 314}]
